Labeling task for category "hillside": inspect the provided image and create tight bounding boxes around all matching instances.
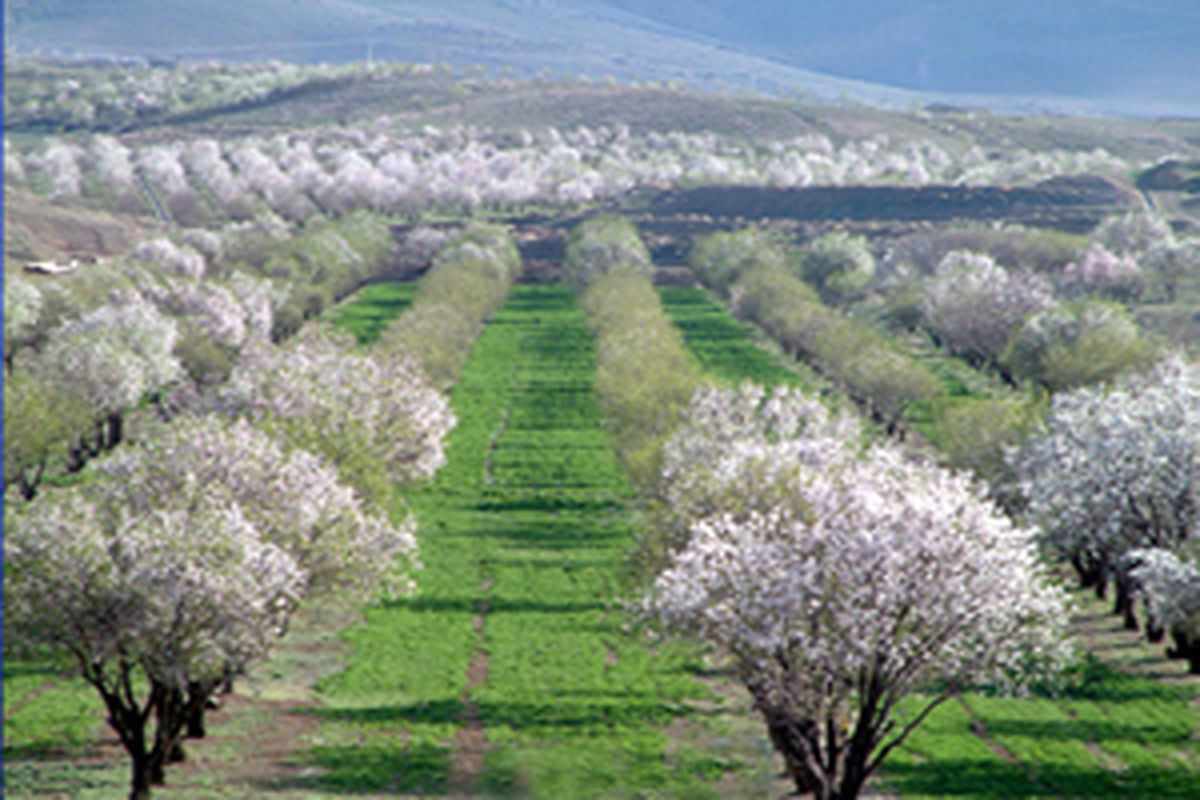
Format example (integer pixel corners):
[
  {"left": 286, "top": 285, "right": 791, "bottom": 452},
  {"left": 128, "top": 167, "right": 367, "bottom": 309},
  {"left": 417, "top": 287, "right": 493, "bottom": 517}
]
[
  {"left": 7, "top": 0, "right": 1200, "bottom": 117},
  {"left": 6, "top": 46, "right": 1200, "bottom": 800}
]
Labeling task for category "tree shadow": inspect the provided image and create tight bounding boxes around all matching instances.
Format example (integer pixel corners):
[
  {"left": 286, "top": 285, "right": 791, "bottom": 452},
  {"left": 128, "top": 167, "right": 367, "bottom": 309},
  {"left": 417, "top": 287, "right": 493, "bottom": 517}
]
[
  {"left": 265, "top": 739, "right": 453, "bottom": 796},
  {"left": 383, "top": 594, "right": 607, "bottom": 616},
  {"left": 305, "top": 693, "right": 696, "bottom": 734},
  {"left": 1054, "top": 655, "right": 1196, "bottom": 703},
  {"left": 475, "top": 494, "right": 624, "bottom": 513},
  {"left": 980, "top": 716, "right": 1193, "bottom": 745},
  {"left": 883, "top": 757, "right": 1200, "bottom": 799}
]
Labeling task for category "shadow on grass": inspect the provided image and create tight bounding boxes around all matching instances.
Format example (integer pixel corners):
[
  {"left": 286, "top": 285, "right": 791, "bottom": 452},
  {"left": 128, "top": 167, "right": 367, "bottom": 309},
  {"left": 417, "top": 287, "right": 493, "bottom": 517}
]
[
  {"left": 501, "top": 288, "right": 576, "bottom": 315},
  {"left": 470, "top": 520, "right": 628, "bottom": 551},
  {"left": 3, "top": 661, "right": 69, "bottom": 680},
  {"left": 1058, "top": 655, "right": 1197, "bottom": 703},
  {"left": 382, "top": 594, "right": 607, "bottom": 616},
  {"left": 475, "top": 494, "right": 624, "bottom": 513},
  {"left": 980, "top": 716, "right": 1194, "bottom": 745},
  {"left": 3, "top": 755, "right": 127, "bottom": 798},
  {"left": 480, "top": 554, "right": 616, "bottom": 571},
  {"left": 265, "top": 740, "right": 453, "bottom": 796},
  {"left": 3, "top": 740, "right": 98, "bottom": 760},
  {"left": 884, "top": 757, "right": 1200, "bottom": 799},
  {"left": 306, "top": 694, "right": 695, "bottom": 734}
]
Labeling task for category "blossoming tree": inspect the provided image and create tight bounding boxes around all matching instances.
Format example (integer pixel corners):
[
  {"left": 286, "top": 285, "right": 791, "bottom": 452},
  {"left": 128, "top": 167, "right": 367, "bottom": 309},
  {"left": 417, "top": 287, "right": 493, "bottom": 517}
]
[
  {"left": 6, "top": 490, "right": 305, "bottom": 800},
  {"left": 5, "top": 414, "right": 420, "bottom": 799},
  {"left": 921, "top": 250, "right": 1053, "bottom": 370},
  {"left": 642, "top": 385, "right": 1071, "bottom": 800},
  {"left": 1128, "top": 548, "right": 1200, "bottom": 672},
  {"left": 1011, "top": 357, "right": 1199, "bottom": 605},
  {"left": 219, "top": 324, "right": 454, "bottom": 505}
]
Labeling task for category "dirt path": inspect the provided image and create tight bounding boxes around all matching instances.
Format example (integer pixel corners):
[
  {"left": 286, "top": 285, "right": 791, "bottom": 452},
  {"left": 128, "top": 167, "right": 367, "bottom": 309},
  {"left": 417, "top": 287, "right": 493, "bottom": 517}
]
[
  {"left": 156, "top": 604, "right": 357, "bottom": 798},
  {"left": 159, "top": 694, "right": 322, "bottom": 797},
  {"left": 1068, "top": 587, "right": 1200, "bottom": 686},
  {"left": 956, "top": 695, "right": 1062, "bottom": 799},
  {"left": 449, "top": 578, "right": 494, "bottom": 794}
]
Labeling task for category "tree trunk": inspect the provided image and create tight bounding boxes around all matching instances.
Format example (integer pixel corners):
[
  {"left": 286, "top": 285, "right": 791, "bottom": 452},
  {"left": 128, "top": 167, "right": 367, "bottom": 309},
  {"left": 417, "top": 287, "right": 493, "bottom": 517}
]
[
  {"left": 129, "top": 751, "right": 154, "bottom": 800},
  {"left": 185, "top": 679, "right": 218, "bottom": 739},
  {"left": 106, "top": 412, "right": 125, "bottom": 450},
  {"left": 150, "top": 684, "right": 187, "bottom": 783},
  {"left": 67, "top": 435, "right": 99, "bottom": 472},
  {"left": 1072, "top": 552, "right": 1104, "bottom": 593},
  {"left": 754, "top": 701, "right": 822, "bottom": 795},
  {"left": 1166, "top": 627, "right": 1191, "bottom": 660},
  {"left": 833, "top": 753, "right": 870, "bottom": 799},
  {"left": 1113, "top": 575, "right": 1138, "bottom": 631},
  {"left": 185, "top": 704, "right": 207, "bottom": 740},
  {"left": 17, "top": 459, "right": 46, "bottom": 501},
  {"left": 88, "top": 666, "right": 155, "bottom": 800}
]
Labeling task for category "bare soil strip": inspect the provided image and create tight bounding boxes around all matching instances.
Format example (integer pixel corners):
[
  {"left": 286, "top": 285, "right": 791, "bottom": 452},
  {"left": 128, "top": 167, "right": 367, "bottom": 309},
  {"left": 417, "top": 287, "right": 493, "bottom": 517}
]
[
  {"left": 4, "top": 678, "right": 57, "bottom": 719},
  {"left": 955, "top": 696, "right": 1062, "bottom": 799},
  {"left": 449, "top": 578, "right": 495, "bottom": 794}
]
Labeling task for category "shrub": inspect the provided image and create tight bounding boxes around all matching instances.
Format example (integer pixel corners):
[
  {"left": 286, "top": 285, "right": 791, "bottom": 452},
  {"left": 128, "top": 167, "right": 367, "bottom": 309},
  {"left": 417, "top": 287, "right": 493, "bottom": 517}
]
[
  {"left": 798, "top": 230, "right": 875, "bottom": 303},
  {"left": 921, "top": 250, "right": 1053, "bottom": 367},
  {"left": 583, "top": 267, "right": 702, "bottom": 490},
  {"left": 687, "top": 228, "right": 792, "bottom": 297},
  {"left": 378, "top": 223, "right": 522, "bottom": 389},
  {"left": 731, "top": 265, "right": 942, "bottom": 433},
  {"left": 563, "top": 215, "right": 652, "bottom": 291},
  {"left": 1002, "top": 299, "right": 1161, "bottom": 391}
]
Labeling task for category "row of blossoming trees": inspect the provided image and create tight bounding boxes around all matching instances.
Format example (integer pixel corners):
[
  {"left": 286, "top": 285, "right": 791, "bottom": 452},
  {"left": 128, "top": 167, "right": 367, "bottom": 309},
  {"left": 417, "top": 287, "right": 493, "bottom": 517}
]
[
  {"left": 5, "top": 116, "right": 1152, "bottom": 225},
  {"left": 690, "top": 213, "right": 1200, "bottom": 674},
  {"left": 565, "top": 217, "right": 1073, "bottom": 800},
  {"left": 4, "top": 210, "right": 420, "bottom": 499},
  {"left": 5, "top": 217, "right": 522, "bottom": 799},
  {"left": 5, "top": 54, "right": 416, "bottom": 131}
]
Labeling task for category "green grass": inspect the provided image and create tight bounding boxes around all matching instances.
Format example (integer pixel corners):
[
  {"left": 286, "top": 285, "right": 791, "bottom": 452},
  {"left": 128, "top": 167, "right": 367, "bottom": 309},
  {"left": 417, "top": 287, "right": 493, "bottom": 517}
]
[
  {"left": 3, "top": 658, "right": 104, "bottom": 759},
  {"left": 3, "top": 655, "right": 127, "bottom": 798},
  {"left": 883, "top": 659, "right": 1200, "bottom": 798},
  {"left": 656, "top": 284, "right": 1200, "bottom": 799},
  {"left": 9, "top": 278, "right": 1199, "bottom": 799},
  {"left": 328, "top": 281, "right": 419, "bottom": 344},
  {"left": 301, "top": 284, "right": 726, "bottom": 798},
  {"left": 656, "top": 286, "right": 813, "bottom": 388}
]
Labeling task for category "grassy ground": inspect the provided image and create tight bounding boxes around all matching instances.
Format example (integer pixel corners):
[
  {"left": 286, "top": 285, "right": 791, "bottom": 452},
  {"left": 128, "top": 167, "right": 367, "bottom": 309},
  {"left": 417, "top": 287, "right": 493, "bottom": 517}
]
[
  {"left": 328, "top": 281, "right": 419, "bottom": 344},
  {"left": 656, "top": 286, "right": 813, "bottom": 389},
  {"left": 886, "top": 587, "right": 1200, "bottom": 799},
  {"left": 7, "top": 280, "right": 1199, "bottom": 799},
  {"left": 655, "top": 282, "right": 1200, "bottom": 799},
  {"left": 295, "top": 284, "right": 760, "bottom": 798}
]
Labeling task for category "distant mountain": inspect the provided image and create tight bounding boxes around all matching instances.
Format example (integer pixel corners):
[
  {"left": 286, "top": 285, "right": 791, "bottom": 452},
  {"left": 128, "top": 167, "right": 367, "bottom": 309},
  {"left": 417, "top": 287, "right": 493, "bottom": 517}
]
[
  {"left": 605, "top": 1, "right": 1200, "bottom": 116},
  {"left": 6, "top": 0, "right": 1198, "bottom": 117}
]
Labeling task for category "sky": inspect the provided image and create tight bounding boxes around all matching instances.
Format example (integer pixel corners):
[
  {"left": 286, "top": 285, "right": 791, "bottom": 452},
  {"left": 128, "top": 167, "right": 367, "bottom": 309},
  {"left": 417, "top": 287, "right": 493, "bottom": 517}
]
[
  {"left": 610, "top": 0, "right": 1200, "bottom": 112},
  {"left": 7, "top": 0, "right": 1198, "bottom": 115}
]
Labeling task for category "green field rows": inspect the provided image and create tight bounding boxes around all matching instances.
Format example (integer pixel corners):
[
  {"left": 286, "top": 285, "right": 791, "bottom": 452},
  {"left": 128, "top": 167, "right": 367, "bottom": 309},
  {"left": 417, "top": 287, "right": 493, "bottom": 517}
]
[
  {"left": 328, "top": 281, "right": 419, "bottom": 344},
  {"left": 653, "top": 281, "right": 1200, "bottom": 799},
  {"left": 306, "top": 284, "right": 725, "bottom": 798},
  {"left": 656, "top": 286, "right": 810, "bottom": 388},
  {"left": 885, "top": 660, "right": 1200, "bottom": 799},
  {"left": 6, "top": 278, "right": 1199, "bottom": 799}
]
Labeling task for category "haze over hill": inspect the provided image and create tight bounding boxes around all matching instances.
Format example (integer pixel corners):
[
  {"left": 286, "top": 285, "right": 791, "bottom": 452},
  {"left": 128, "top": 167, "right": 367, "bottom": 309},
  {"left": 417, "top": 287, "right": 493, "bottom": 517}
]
[{"left": 6, "top": 0, "right": 1198, "bottom": 118}]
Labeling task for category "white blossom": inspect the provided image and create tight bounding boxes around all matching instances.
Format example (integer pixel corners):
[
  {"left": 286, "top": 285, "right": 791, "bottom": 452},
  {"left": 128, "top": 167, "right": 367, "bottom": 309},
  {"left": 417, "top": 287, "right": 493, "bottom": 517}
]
[
  {"left": 1012, "top": 356, "right": 1200, "bottom": 588},
  {"left": 643, "top": 383, "right": 1070, "bottom": 798},
  {"left": 922, "top": 250, "right": 1054, "bottom": 365}
]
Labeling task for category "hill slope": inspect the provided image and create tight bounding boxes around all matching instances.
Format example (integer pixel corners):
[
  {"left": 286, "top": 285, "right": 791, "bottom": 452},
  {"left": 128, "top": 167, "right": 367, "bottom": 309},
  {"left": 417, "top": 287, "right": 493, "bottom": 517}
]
[{"left": 8, "top": 0, "right": 1197, "bottom": 117}]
